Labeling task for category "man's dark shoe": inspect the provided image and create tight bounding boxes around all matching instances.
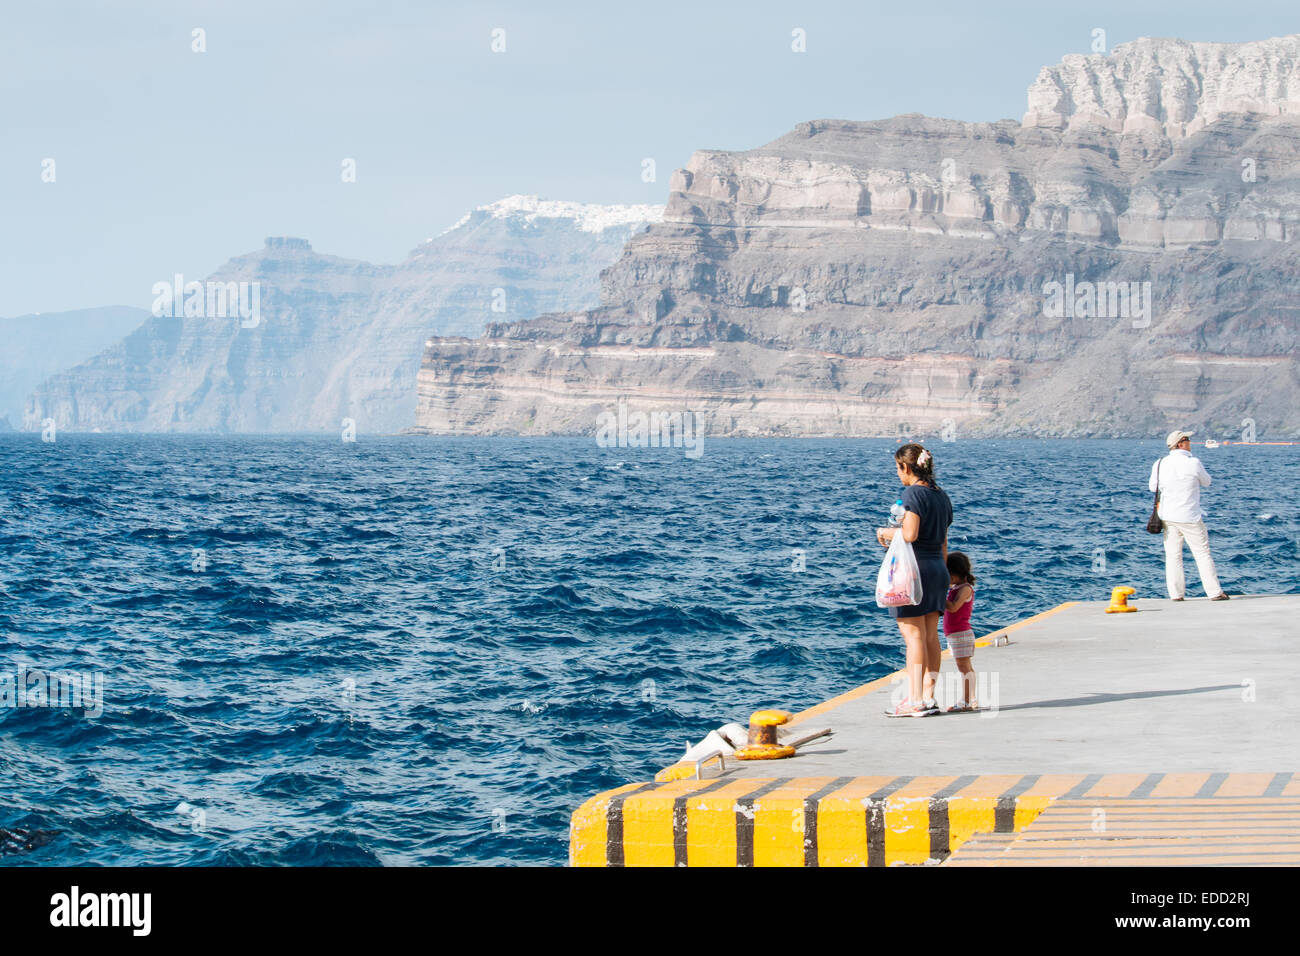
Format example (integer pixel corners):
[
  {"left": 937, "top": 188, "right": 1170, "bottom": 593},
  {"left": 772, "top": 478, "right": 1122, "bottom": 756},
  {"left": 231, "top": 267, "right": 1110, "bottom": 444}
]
[{"left": 1211, "top": 593, "right": 1230, "bottom": 601}]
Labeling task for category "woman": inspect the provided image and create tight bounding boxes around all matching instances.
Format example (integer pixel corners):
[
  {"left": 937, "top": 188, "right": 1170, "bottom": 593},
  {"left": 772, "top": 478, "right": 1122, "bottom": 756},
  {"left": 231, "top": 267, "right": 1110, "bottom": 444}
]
[{"left": 876, "top": 443, "right": 953, "bottom": 717}]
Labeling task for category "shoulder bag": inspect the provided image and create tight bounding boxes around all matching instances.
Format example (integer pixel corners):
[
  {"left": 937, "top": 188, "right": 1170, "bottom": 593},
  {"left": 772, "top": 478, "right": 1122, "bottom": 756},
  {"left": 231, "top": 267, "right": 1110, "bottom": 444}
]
[{"left": 1146, "top": 459, "right": 1164, "bottom": 534}]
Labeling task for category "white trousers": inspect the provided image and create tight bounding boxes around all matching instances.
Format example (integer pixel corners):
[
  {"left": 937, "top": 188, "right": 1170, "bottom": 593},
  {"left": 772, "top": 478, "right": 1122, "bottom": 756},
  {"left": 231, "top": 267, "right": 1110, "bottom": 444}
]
[{"left": 1161, "top": 520, "right": 1222, "bottom": 599}]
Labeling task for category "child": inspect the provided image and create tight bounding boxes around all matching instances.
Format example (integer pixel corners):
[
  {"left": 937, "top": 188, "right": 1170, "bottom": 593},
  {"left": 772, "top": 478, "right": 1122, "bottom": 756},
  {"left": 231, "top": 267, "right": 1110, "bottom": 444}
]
[{"left": 943, "top": 552, "right": 978, "bottom": 712}]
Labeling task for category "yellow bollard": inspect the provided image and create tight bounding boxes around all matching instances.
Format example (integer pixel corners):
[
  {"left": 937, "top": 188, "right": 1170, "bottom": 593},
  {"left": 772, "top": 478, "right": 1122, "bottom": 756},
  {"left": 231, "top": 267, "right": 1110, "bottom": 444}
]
[
  {"left": 1105, "top": 586, "right": 1137, "bottom": 613},
  {"left": 733, "top": 709, "right": 797, "bottom": 760}
]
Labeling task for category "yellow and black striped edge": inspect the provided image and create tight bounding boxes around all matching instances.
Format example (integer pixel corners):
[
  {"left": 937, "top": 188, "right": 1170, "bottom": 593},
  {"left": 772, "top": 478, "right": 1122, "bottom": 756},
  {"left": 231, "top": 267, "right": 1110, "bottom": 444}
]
[
  {"left": 948, "top": 788, "right": 1300, "bottom": 865},
  {"left": 569, "top": 771, "right": 1300, "bottom": 867},
  {"left": 653, "top": 601, "right": 1079, "bottom": 783}
]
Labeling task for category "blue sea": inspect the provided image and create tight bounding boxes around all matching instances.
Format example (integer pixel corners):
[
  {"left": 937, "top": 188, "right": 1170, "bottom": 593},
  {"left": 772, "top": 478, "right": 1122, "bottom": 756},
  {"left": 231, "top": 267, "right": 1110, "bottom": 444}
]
[{"left": 1, "top": 436, "right": 1297, "bottom": 866}]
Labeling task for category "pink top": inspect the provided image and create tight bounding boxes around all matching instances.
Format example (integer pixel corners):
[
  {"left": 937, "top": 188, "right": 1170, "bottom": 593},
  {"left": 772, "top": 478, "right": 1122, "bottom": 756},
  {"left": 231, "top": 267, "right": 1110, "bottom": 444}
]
[{"left": 944, "top": 584, "right": 973, "bottom": 634}]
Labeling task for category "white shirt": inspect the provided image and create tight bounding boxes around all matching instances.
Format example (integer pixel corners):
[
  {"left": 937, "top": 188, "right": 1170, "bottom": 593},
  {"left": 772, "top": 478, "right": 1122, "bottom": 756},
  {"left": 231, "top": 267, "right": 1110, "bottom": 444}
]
[{"left": 1149, "top": 449, "right": 1211, "bottom": 523}]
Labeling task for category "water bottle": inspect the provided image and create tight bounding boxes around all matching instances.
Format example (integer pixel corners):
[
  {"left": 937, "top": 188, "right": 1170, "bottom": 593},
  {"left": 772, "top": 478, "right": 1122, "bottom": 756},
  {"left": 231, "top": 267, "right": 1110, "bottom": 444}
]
[{"left": 888, "top": 500, "right": 905, "bottom": 527}]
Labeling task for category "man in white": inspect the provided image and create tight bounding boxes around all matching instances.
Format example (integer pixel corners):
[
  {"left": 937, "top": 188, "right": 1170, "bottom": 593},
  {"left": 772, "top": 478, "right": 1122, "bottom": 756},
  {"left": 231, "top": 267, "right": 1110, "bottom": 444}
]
[{"left": 1149, "top": 429, "right": 1229, "bottom": 601}]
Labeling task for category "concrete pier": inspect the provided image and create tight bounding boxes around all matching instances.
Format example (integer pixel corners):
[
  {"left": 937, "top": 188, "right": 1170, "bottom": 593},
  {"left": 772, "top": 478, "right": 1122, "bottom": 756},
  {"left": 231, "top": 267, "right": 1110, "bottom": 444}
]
[{"left": 569, "top": 595, "right": 1300, "bottom": 866}]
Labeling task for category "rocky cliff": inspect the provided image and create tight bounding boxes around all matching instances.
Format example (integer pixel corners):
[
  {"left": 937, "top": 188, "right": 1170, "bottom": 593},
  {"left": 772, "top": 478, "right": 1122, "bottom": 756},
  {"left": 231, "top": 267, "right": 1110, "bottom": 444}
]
[
  {"left": 414, "top": 35, "right": 1300, "bottom": 439},
  {"left": 24, "top": 197, "right": 661, "bottom": 433},
  {"left": 1024, "top": 34, "right": 1300, "bottom": 140},
  {"left": 0, "top": 306, "right": 150, "bottom": 426}
]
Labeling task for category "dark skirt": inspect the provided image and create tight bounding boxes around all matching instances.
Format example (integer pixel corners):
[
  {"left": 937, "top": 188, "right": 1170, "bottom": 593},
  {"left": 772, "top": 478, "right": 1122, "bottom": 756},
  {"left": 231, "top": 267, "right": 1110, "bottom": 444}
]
[{"left": 889, "top": 554, "right": 949, "bottom": 619}]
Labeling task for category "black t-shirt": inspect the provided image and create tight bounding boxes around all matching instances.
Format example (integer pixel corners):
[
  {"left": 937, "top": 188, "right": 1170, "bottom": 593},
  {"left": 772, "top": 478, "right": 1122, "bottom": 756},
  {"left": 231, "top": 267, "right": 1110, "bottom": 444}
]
[{"left": 902, "top": 483, "right": 953, "bottom": 558}]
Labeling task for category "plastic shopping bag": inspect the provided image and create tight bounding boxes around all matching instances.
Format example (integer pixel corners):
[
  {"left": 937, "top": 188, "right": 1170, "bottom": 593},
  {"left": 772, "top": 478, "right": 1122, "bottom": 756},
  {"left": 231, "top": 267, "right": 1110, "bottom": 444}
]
[{"left": 875, "top": 531, "right": 923, "bottom": 608}]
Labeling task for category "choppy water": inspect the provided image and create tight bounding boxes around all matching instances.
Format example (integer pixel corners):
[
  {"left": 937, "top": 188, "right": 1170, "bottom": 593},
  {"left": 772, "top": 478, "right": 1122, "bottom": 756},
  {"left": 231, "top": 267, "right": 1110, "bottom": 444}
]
[{"left": 1, "top": 436, "right": 1297, "bottom": 866}]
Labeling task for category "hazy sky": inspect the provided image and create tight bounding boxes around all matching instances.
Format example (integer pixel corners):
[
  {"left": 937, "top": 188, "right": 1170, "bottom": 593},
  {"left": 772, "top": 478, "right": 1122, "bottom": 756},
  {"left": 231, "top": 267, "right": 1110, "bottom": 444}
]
[{"left": 3, "top": 0, "right": 1296, "bottom": 316}]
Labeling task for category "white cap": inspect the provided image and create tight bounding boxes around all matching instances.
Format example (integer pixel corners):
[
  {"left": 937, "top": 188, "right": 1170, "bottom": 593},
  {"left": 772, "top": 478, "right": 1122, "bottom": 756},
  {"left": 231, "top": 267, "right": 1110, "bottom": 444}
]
[{"left": 1166, "top": 429, "right": 1193, "bottom": 448}]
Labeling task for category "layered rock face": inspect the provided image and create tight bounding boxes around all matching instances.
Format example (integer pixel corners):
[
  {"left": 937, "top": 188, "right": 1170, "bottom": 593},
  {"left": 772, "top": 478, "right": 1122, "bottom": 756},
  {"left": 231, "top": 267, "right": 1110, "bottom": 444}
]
[
  {"left": 415, "top": 37, "right": 1300, "bottom": 439},
  {"left": 1024, "top": 35, "right": 1300, "bottom": 140},
  {"left": 24, "top": 197, "right": 661, "bottom": 433}
]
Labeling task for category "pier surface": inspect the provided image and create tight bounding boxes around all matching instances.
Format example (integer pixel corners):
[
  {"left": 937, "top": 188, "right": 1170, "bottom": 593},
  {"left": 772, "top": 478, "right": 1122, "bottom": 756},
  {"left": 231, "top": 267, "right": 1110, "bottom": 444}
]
[{"left": 570, "top": 595, "right": 1300, "bottom": 866}]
